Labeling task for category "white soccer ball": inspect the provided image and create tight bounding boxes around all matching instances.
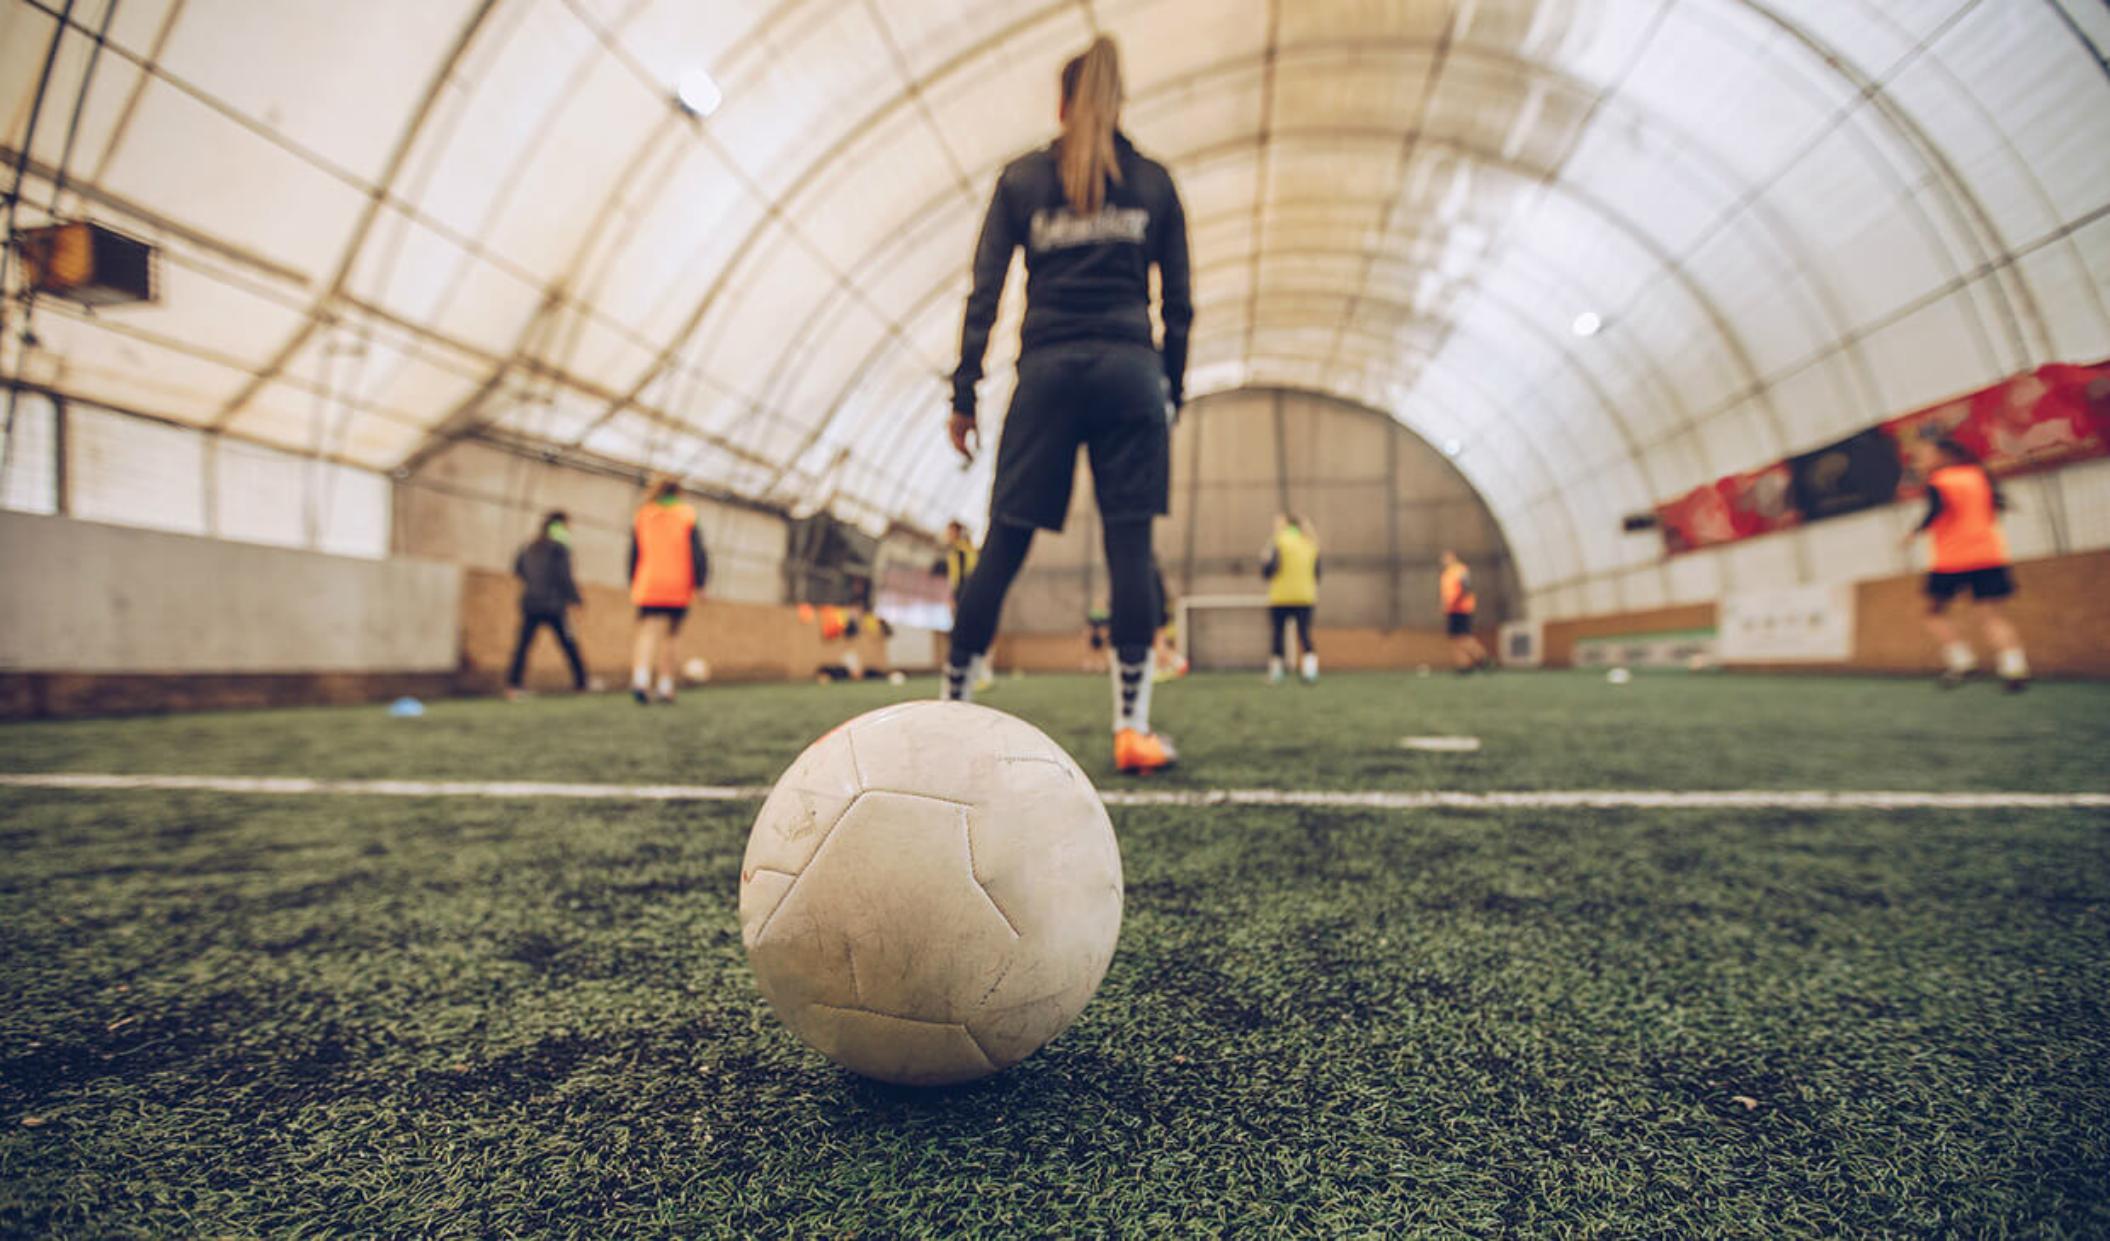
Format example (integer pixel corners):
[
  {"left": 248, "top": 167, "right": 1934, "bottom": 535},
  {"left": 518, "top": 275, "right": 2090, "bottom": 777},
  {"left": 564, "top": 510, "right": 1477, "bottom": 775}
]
[
  {"left": 1606, "top": 666, "right": 1632, "bottom": 685},
  {"left": 739, "top": 701, "right": 1123, "bottom": 1086},
  {"left": 683, "top": 657, "right": 711, "bottom": 684},
  {"left": 887, "top": 670, "right": 908, "bottom": 686}
]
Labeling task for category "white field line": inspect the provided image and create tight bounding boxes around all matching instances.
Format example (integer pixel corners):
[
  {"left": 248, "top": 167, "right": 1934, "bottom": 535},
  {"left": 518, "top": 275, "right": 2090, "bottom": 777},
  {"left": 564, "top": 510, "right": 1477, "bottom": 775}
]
[
  {"left": 1399, "top": 736, "right": 1483, "bottom": 753},
  {"left": 2, "top": 772, "right": 2107, "bottom": 811}
]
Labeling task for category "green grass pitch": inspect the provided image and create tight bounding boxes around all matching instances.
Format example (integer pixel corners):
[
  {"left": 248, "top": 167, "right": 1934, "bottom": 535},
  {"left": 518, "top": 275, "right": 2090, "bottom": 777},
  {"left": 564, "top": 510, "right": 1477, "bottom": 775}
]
[{"left": 3, "top": 671, "right": 2107, "bottom": 1235}]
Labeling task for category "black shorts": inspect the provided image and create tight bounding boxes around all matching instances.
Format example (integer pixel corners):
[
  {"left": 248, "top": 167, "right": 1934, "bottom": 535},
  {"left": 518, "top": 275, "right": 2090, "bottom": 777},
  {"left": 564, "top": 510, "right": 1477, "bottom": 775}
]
[
  {"left": 637, "top": 605, "right": 689, "bottom": 632},
  {"left": 990, "top": 341, "right": 1170, "bottom": 532},
  {"left": 1446, "top": 611, "right": 1475, "bottom": 637},
  {"left": 1925, "top": 566, "right": 2013, "bottom": 610}
]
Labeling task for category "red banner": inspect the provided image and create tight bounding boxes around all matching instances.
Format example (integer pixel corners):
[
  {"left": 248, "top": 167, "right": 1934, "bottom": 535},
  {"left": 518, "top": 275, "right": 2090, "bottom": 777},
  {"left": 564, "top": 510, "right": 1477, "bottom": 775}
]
[{"left": 1657, "top": 360, "right": 2110, "bottom": 555}]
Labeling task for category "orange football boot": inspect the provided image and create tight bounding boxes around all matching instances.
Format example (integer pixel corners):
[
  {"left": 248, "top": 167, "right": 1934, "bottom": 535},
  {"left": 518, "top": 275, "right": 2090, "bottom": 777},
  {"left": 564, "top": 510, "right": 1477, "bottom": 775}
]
[{"left": 1114, "top": 728, "right": 1179, "bottom": 775}]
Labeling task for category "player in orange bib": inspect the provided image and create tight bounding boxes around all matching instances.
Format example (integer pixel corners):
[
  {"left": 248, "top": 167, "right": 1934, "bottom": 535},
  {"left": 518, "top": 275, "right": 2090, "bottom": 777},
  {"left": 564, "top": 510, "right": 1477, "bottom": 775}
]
[
  {"left": 629, "top": 476, "right": 709, "bottom": 704},
  {"left": 1902, "top": 435, "right": 2029, "bottom": 691},
  {"left": 1439, "top": 550, "right": 1492, "bottom": 673}
]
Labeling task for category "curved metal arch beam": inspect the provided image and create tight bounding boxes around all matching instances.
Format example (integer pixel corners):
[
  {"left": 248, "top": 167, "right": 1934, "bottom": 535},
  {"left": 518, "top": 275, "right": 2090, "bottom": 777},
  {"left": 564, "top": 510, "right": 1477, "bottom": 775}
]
[
  {"left": 719, "top": 2, "right": 2072, "bottom": 530},
  {"left": 627, "top": 1, "right": 2052, "bottom": 535},
  {"left": 1734, "top": 0, "right": 2049, "bottom": 370},
  {"left": 574, "top": 19, "right": 1893, "bottom": 459},
  {"left": 735, "top": 48, "right": 1865, "bottom": 474},
  {"left": 715, "top": 5, "right": 2039, "bottom": 488}
]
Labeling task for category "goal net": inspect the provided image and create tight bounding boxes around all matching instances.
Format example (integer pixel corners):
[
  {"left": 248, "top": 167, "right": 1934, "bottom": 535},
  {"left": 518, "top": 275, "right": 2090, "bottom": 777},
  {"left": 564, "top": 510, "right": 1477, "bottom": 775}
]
[{"left": 1178, "top": 595, "right": 1299, "bottom": 671}]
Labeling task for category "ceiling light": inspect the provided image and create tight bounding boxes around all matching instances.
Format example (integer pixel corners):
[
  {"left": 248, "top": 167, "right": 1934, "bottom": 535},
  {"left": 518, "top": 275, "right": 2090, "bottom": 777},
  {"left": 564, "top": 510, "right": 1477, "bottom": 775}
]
[
  {"left": 676, "top": 68, "right": 723, "bottom": 118},
  {"left": 1571, "top": 311, "right": 1602, "bottom": 338}
]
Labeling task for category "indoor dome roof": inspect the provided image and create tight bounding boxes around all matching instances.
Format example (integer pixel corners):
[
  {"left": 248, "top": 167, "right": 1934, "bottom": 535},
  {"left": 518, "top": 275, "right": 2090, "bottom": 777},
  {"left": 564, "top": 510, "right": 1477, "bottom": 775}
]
[{"left": 5, "top": 0, "right": 2107, "bottom": 602}]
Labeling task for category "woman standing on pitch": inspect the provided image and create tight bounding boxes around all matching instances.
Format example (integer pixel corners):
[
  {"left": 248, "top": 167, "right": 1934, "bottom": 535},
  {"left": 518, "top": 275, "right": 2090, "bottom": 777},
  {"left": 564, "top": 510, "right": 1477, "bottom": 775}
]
[
  {"left": 629, "top": 476, "right": 709, "bottom": 705},
  {"left": 1263, "top": 514, "right": 1321, "bottom": 684},
  {"left": 943, "top": 35, "right": 1192, "bottom": 775},
  {"left": 1902, "top": 434, "right": 2030, "bottom": 691}
]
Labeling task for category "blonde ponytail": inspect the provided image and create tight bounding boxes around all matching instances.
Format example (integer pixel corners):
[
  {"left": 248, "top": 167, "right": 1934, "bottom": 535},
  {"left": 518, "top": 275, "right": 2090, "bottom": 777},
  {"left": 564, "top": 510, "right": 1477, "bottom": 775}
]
[{"left": 1059, "top": 36, "right": 1125, "bottom": 214}]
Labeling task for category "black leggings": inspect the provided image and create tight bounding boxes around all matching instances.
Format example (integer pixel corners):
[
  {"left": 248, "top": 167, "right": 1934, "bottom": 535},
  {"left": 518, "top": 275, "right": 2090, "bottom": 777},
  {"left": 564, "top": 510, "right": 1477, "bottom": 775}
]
[
  {"left": 951, "top": 520, "right": 1158, "bottom": 664},
  {"left": 507, "top": 611, "right": 586, "bottom": 689},
  {"left": 1270, "top": 606, "right": 1315, "bottom": 658}
]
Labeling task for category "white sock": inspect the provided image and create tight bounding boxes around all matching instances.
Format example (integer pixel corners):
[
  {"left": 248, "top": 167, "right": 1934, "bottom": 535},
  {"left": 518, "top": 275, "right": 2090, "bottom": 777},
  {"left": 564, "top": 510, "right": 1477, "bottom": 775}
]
[
  {"left": 1944, "top": 642, "right": 1977, "bottom": 674},
  {"left": 1997, "top": 647, "right": 2029, "bottom": 679},
  {"left": 1301, "top": 652, "right": 1319, "bottom": 681},
  {"left": 1113, "top": 653, "right": 1152, "bottom": 734},
  {"left": 1268, "top": 656, "right": 1284, "bottom": 682},
  {"left": 631, "top": 666, "right": 650, "bottom": 691},
  {"left": 943, "top": 655, "right": 981, "bottom": 703},
  {"left": 655, "top": 674, "right": 675, "bottom": 698}
]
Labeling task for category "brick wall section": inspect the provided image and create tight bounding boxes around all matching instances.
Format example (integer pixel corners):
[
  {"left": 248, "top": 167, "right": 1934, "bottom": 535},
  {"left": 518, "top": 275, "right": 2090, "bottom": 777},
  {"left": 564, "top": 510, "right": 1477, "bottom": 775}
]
[{"left": 1536, "top": 550, "right": 2110, "bottom": 677}]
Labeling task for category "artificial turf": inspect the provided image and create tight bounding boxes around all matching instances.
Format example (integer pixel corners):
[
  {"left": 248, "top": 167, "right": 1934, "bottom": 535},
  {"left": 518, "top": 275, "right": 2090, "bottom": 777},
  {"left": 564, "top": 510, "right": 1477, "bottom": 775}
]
[{"left": 2, "top": 672, "right": 2107, "bottom": 1235}]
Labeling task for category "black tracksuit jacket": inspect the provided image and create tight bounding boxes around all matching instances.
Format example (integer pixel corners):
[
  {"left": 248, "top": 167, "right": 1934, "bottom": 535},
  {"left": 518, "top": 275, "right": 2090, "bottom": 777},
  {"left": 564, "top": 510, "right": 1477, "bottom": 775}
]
[{"left": 951, "top": 131, "right": 1193, "bottom": 418}]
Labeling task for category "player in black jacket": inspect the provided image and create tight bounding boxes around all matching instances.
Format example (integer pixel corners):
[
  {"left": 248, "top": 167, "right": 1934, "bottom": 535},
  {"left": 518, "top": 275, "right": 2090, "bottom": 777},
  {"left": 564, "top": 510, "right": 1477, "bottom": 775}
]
[
  {"left": 506, "top": 510, "right": 588, "bottom": 698},
  {"left": 943, "top": 35, "right": 1191, "bottom": 775}
]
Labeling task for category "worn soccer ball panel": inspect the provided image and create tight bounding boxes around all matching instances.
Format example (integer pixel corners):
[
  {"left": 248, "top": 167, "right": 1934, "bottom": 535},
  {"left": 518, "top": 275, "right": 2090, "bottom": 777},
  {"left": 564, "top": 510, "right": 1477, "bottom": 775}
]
[
  {"left": 737, "top": 723, "right": 863, "bottom": 936},
  {"left": 746, "top": 791, "right": 1016, "bottom": 1023},
  {"left": 739, "top": 701, "right": 1124, "bottom": 1085}
]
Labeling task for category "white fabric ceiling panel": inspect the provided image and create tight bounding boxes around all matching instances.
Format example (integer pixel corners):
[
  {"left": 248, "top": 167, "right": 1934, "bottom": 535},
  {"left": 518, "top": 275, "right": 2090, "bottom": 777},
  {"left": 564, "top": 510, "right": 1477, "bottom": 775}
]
[
  {"left": 9, "top": 23, "right": 139, "bottom": 178},
  {"left": 1639, "top": 432, "right": 1706, "bottom": 507},
  {"left": 707, "top": 3, "right": 903, "bottom": 197},
  {"left": 1694, "top": 401, "right": 1780, "bottom": 480},
  {"left": 481, "top": 60, "right": 665, "bottom": 279},
  {"left": 791, "top": 113, "right": 962, "bottom": 275},
  {"left": 1857, "top": 287, "right": 2001, "bottom": 415},
  {"left": 768, "top": 295, "right": 896, "bottom": 426},
  {"left": 1919, "top": 1, "right": 2110, "bottom": 235},
  {"left": 96, "top": 80, "right": 364, "bottom": 281},
  {"left": 405, "top": 247, "right": 545, "bottom": 359},
  {"left": 347, "top": 209, "right": 478, "bottom": 334},
  {"left": 27, "top": 310, "right": 249, "bottom": 422},
  {"left": 691, "top": 225, "right": 837, "bottom": 401},
  {"left": 1765, "top": 356, "right": 1868, "bottom": 458},
  {"left": 871, "top": 0, "right": 1059, "bottom": 82},
  {"left": 918, "top": 19, "right": 1093, "bottom": 173},
  {"left": 1272, "top": 49, "right": 1430, "bottom": 133},
  {"left": 393, "top": 0, "right": 587, "bottom": 241},
  {"left": 615, "top": 0, "right": 774, "bottom": 93},
  {"left": 1276, "top": 0, "right": 1449, "bottom": 46},
  {"left": 546, "top": 316, "right": 660, "bottom": 399},
  {"left": 2018, "top": 228, "right": 2110, "bottom": 363},
  {"left": 1117, "top": 0, "right": 1268, "bottom": 92},
  {"left": 1130, "top": 72, "right": 1266, "bottom": 168},
  {"left": 158, "top": 0, "right": 475, "bottom": 184}
]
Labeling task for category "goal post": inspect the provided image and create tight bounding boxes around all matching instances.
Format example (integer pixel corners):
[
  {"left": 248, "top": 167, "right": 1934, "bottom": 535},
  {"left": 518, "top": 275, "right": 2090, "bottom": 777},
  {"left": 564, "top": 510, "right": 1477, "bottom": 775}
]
[{"left": 1178, "top": 594, "right": 1298, "bottom": 671}]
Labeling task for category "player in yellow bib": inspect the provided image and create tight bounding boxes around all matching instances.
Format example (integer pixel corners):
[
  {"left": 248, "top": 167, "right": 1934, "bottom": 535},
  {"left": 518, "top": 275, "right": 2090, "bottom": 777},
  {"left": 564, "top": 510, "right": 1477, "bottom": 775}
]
[{"left": 1262, "top": 514, "right": 1320, "bottom": 684}]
